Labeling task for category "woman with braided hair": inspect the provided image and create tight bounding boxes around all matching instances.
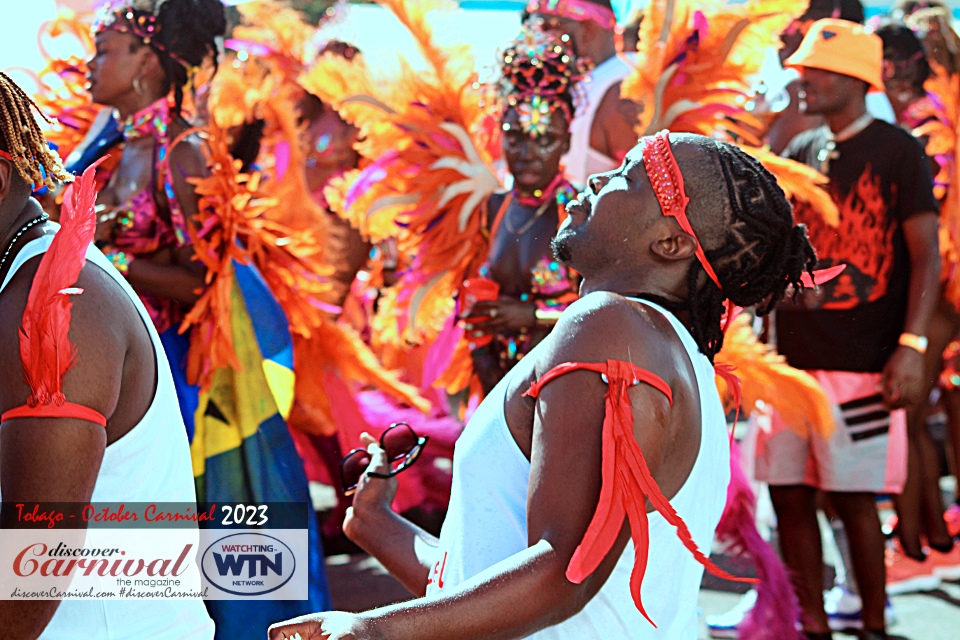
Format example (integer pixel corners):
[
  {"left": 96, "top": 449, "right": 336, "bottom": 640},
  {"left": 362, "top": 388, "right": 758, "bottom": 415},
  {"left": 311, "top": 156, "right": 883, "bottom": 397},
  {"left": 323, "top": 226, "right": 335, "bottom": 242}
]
[
  {"left": 271, "top": 133, "right": 817, "bottom": 640},
  {"left": 86, "top": 2, "right": 333, "bottom": 636},
  {"left": 0, "top": 71, "right": 215, "bottom": 639},
  {"left": 88, "top": 0, "right": 225, "bottom": 330}
]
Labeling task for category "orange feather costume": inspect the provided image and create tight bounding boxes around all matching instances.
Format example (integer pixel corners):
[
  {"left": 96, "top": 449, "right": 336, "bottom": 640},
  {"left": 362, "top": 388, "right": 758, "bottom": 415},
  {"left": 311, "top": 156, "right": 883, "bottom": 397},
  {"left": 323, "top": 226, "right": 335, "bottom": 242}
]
[{"left": 202, "top": 0, "right": 429, "bottom": 436}]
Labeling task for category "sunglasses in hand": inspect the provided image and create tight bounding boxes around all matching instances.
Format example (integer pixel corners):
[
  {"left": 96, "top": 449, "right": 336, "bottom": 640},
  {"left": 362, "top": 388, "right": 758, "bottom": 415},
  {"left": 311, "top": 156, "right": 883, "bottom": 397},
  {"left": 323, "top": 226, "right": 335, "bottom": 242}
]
[{"left": 340, "top": 422, "right": 429, "bottom": 497}]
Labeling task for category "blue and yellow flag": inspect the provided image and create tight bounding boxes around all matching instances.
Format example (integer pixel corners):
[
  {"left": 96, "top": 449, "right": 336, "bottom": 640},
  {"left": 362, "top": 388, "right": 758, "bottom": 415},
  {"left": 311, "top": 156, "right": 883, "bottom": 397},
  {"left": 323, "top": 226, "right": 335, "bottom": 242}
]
[{"left": 162, "top": 262, "right": 331, "bottom": 639}]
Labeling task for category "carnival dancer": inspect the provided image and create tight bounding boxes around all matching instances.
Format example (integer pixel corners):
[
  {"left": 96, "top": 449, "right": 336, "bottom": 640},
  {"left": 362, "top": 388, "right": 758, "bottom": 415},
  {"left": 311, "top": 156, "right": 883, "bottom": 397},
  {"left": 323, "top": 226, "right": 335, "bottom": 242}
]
[
  {"left": 759, "top": 20, "right": 941, "bottom": 640},
  {"left": 0, "top": 72, "right": 214, "bottom": 640},
  {"left": 270, "top": 131, "right": 817, "bottom": 640},
  {"left": 526, "top": 0, "right": 638, "bottom": 188},
  {"left": 86, "top": 1, "right": 331, "bottom": 635},
  {"left": 875, "top": 19, "right": 960, "bottom": 584},
  {"left": 456, "top": 29, "right": 587, "bottom": 396}
]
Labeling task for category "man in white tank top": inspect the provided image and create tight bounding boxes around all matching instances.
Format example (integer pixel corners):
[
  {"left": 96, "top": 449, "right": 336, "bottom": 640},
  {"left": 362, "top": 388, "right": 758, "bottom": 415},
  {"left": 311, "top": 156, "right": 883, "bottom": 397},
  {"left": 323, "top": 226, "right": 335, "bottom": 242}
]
[
  {"left": 270, "top": 134, "right": 817, "bottom": 640},
  {"left": 0, "top": 76, "right": 213, "bottom": 639},
  {"left": 528, "top": 0, "right": 639, "bottom": 188}
]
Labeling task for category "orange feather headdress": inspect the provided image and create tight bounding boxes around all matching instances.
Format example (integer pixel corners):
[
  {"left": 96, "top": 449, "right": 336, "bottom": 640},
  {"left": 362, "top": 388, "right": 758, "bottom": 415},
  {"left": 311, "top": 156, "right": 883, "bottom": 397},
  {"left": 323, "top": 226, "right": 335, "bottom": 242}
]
[{"left": 322, "top": 0, "right": 498, "bottom": 347}]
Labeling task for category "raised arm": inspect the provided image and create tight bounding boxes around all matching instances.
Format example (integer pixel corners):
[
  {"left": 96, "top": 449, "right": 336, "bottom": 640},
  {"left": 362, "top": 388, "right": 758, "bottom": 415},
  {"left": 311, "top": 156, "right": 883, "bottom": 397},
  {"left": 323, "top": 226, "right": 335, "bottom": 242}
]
[
  {"left": 0, "top": 260, "right": 129, "bottom": 640},
  {"left": 270, "top": 296, "right": 682, "bottom": 640},
  {"left": 341, "top": 432, "right": 440, "bottom": 597}
]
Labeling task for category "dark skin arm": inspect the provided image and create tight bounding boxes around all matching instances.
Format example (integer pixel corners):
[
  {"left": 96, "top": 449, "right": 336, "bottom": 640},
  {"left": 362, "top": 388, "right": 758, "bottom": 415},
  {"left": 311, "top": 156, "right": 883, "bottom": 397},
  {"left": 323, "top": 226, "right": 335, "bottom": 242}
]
[
  {"left": 0, "top": 260, "right": 132, "bottom": 640},
  {"left": 591, "top": 82, "right": 638, "bottom": 164},
  {"left": 269, "top": 294, "right": 692, "bottom": 640},
  {"left": 119, "top": 130, "right": 208, "bottom": 306},
  {"left": 882, "top": 212, "right": 941, "bottom": 409},
  {"left": 339, "top": 435, "right": 440, "bottom": 597}
]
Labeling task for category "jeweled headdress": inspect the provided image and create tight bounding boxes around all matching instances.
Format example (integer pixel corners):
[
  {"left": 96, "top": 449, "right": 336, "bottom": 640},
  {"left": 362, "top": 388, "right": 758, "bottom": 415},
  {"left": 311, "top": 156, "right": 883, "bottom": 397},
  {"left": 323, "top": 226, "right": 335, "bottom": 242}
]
[
  {"left": 526, "top": 0, "right": 617, "bottom": 31},
  {"left": 496, "top": 27, "right": 591, "bottom": 138},
  {"left": 93, "top": 0, "right": 188, "bottom": 68}
]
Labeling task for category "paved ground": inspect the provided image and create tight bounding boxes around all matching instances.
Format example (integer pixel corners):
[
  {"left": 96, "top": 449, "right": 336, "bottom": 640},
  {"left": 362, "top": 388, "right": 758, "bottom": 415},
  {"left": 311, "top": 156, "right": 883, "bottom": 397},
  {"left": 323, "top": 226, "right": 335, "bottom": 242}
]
[{"left": 324, "top": 552, "right": 960, "bottom": 639}]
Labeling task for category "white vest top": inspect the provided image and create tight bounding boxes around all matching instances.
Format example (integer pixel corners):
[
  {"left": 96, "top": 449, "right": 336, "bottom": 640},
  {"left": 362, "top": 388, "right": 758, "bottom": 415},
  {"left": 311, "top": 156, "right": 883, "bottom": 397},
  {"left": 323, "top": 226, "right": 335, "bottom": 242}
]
[
  {"left": 562, "top": 55, "right": 633, "bottom": 189},
  {"left": 0, "top": 235, "right": 214, "bottom": 640},
  {"left": 425, "top": 299, "right": 730, "bottom": 639}
]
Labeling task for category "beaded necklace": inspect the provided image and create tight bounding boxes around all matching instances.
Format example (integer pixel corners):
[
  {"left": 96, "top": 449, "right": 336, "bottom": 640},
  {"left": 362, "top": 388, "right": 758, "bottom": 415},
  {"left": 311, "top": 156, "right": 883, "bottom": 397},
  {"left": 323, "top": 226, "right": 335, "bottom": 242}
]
[{"left": 0, "top": 214, "right": 49, "bottom": 277}]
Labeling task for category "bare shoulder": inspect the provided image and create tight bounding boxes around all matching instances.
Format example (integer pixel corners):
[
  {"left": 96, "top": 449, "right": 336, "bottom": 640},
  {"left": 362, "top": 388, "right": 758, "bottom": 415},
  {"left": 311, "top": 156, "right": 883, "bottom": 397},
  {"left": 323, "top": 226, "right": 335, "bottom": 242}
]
[
  {"left": 166, "top": 125, "right": 208, "bottom": 177},
  {"left": 533, "top": 292, "right": 686, "bottom": 380},
  {"left": 0, "top": 254, "right": 135, "bottom": 420}
]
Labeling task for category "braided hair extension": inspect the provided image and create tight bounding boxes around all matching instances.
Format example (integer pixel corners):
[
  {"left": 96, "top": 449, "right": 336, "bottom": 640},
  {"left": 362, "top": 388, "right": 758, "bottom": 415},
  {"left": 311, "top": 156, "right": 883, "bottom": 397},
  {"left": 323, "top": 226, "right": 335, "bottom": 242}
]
[
  {"left": 646, "top": 141, "right": 817, "bottom": 362},
  {"left": 151, "top": 0, "right": 226, "bottom": 116},
  {"left": 0, "top": 72, "right": 71, "bottom": 189}
]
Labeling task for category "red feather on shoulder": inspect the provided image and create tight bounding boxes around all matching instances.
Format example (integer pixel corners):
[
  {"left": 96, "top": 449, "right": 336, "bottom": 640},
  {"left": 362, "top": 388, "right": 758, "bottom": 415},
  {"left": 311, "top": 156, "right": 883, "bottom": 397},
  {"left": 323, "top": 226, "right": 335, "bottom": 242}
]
[{"left": 17, "top": 164, "right": 97, "bottom": 408}]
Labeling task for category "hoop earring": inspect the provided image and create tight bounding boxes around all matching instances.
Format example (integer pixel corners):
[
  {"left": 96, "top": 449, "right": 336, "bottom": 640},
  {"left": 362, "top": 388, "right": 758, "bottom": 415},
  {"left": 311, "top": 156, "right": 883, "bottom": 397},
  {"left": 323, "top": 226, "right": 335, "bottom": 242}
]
[{"left": 132, "top": 77, "right": 145, "bottom": 96}]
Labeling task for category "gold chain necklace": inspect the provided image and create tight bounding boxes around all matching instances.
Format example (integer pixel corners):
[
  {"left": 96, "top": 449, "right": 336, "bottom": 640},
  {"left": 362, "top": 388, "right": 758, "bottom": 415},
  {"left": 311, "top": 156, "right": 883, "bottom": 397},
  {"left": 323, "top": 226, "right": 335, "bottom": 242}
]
[{"left": 504, "top": 198, "right": 553, "bottom": 235}]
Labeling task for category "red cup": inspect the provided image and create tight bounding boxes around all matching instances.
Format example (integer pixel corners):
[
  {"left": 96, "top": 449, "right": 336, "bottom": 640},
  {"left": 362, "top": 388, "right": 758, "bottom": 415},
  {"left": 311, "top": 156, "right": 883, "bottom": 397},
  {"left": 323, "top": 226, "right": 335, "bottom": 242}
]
[{"left": 460, "top": 277, "right": 500, "bottom": 348}]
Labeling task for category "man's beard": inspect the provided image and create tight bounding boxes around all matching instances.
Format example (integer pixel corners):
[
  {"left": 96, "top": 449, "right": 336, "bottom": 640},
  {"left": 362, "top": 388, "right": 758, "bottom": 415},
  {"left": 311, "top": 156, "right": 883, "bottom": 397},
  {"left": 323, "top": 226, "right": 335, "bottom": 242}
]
[{"left": 550, "top": 234, "right": 573, "bottom": 264}]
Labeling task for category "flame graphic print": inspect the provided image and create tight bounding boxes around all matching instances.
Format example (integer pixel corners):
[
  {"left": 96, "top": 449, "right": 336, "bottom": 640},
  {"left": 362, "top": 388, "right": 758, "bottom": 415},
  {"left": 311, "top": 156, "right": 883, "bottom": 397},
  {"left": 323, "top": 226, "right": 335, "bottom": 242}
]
[{"left": 794, "top": 165, "right": 895, "bottom": 310}]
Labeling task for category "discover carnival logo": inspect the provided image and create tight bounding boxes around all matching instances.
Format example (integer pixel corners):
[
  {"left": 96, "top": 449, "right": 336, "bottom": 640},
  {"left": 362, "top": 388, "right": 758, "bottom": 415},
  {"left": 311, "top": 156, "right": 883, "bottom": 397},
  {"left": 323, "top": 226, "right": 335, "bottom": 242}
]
[{"left": 200, "top": 532, "right": 295, "bottom": 596}]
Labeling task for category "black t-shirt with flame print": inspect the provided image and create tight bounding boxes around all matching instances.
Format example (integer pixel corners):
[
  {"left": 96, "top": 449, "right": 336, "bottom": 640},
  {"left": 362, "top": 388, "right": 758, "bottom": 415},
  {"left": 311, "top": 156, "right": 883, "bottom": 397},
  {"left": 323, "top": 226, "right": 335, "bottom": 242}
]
[{"left": 776, "top": 120, "right": 939, "bottom": 372}]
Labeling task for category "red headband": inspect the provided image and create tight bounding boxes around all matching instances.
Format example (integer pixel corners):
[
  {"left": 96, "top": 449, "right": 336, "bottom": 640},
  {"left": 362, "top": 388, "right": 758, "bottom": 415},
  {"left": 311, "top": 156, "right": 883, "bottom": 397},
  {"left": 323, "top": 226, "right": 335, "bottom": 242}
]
[
  {"left": 641, "top": 131, "right": 722, "bottom": 290},
  {"left": 526, "top": 0, "right": 617, "bottom": 31}
]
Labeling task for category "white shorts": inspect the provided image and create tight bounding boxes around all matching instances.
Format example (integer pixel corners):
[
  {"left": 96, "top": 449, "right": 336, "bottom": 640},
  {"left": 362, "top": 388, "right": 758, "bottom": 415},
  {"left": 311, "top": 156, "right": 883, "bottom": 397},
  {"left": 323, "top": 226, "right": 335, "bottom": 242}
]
[{"left": 754, "top": 370, "right": 907, "bottom": 494}]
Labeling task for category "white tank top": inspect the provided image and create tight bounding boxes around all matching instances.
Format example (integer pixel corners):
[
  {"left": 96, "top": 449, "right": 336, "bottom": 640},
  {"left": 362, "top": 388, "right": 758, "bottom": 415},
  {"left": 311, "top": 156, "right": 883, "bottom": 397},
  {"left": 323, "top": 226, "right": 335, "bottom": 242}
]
[
  {"left": 426, "top": 300, "right": 730, "bottom": 639},
  {"left": 0, "top": 235, "right": 214, "bottom": 640},
  {"left": 562, "top": 55, "right": 633, "bottom": 189}
]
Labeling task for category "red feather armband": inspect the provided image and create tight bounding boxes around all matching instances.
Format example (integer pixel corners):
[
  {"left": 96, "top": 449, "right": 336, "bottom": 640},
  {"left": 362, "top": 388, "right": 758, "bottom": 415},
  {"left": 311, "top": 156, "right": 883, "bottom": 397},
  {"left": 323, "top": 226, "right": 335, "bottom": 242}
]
[
  {"left": 2, "top": 163, "right": 107, "bottom": 429},
  {"left": 524, "top": 358, "right": 753, "bottom": 627}
]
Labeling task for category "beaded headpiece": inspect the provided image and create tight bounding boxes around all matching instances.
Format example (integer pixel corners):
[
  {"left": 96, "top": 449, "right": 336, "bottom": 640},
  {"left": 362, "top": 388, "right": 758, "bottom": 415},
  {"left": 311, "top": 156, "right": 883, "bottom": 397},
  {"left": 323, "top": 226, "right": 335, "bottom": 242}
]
[
  {"left": 497, "top": 28, "right": 591, "bottom": 138},
  {"left": 640, "top": 131, "right": 721, "bottom": 289},
  {"left": 526, "top": 0, "right": 617, "bottom": 31},
  {"left": 93, "top": 0, "right": 188, "bottom": 68}
]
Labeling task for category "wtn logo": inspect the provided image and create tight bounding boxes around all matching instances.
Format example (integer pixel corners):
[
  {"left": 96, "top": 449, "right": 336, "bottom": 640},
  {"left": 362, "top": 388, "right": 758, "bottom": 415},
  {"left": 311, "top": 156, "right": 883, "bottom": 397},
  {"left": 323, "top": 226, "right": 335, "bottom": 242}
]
[
  {"left": 201, "top": 533, "right": 296, "bottom": 597},
  {"left": 213, "top": 552, "right": 282, "bottom": 578}
]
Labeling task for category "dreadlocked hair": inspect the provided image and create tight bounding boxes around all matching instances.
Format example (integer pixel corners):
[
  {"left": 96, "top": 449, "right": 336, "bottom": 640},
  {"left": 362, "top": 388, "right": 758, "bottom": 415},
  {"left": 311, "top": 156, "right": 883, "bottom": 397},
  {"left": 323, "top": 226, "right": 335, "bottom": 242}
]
[
  {"left": 663, "top": 141, "right": 817, "bottom": 362},
  {"left": 0, "top": 72, "right": 71, "bottom": 189},
  {"left": 152, "top": 0, "right": 226, "bottom": 116}
]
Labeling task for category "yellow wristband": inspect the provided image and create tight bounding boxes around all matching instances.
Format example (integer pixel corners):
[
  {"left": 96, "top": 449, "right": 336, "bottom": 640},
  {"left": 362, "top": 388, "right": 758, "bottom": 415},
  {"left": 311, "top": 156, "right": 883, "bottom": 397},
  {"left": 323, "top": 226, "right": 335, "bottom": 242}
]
[{"left": 898, "top": 333, "right": 928, "bottom": 355}]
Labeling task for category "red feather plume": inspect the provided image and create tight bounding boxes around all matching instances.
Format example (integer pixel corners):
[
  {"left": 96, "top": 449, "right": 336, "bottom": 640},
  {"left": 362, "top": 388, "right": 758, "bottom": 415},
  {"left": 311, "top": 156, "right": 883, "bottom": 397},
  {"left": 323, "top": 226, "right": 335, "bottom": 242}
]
[
  {"left": 17, "top": 164, "right": 96, "bottom": 407},
  {"left": 524, "top": 359, "right": 755, "bottom": 627}
]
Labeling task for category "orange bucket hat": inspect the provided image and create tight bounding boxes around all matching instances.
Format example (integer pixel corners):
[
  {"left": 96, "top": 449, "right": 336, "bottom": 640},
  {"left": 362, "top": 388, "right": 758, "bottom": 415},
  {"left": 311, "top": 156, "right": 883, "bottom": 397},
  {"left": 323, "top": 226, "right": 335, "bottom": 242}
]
[{"left": 784, "top": 18, "right": 885, "bottom": 92}]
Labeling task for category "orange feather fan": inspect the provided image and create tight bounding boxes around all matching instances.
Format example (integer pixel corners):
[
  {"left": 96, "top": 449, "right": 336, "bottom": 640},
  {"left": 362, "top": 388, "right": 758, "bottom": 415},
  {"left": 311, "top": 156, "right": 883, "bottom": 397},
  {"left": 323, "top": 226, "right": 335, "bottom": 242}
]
[
  {"left": 17, "top": 164, "right": 93, "bottom": 409},
  {"left": 912, "top": 64, "right": 960, "bottom": 311},
  {"left": 25, "top": 10, "right": 112, "bottom": 174},
  {"left": 323, "top": 0, "right": 499, "bottom": 347},
  {"left": 178, "top": 124, "right": 332, "bottom": 390}
]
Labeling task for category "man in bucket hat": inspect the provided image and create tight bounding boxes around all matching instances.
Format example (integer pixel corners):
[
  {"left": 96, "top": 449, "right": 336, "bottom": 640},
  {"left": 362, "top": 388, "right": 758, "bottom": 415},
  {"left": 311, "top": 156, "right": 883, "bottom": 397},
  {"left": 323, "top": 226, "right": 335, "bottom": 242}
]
[{"left": 758, "top": 18, "right": 942, "bottom": 640}]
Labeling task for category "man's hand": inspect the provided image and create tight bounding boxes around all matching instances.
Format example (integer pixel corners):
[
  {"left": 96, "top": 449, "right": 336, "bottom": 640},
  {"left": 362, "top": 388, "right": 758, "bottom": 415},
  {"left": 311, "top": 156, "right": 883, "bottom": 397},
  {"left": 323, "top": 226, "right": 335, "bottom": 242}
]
[
  {"left": 267, "top": 611, "right": 372, "bottom": 640},
  {"left": 342, "top": 434, "right": 397, "bottom": 544},
  {"left": 881, "top": 345, "right": 925, "bottom": 410},
  {"left": 460, "top": 298, "right": 535, "bottom": 336}
]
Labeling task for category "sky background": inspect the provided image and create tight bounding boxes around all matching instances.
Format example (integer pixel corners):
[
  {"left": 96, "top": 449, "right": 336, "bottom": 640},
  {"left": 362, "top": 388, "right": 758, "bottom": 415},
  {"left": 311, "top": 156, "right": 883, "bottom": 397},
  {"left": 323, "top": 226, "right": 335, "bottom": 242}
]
[{"left": 1, "top": 1, "right": 956, "bottom": 96}]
